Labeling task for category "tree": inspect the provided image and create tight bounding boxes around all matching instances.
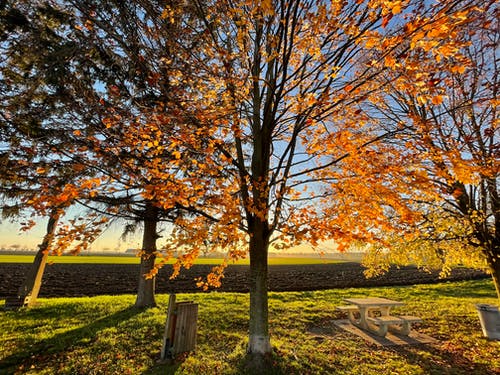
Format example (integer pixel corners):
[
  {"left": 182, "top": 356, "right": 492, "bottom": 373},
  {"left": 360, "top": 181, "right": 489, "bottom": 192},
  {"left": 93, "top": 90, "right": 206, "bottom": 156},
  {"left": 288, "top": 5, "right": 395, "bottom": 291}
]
[
  {"left": 363, "top": 1, "right": 499, "bottom": 299},
  {"left": 125, "top": 0, "right": 481, "bottom": 363},
  {"left": 0, "top": 1, "right": 113, "bottom": 307},
  {"left": 0, "top": 0, "right": 193, "bottom": 308},
  {"left": 1, "top": 0, "right": 483, "bottom": 366}
]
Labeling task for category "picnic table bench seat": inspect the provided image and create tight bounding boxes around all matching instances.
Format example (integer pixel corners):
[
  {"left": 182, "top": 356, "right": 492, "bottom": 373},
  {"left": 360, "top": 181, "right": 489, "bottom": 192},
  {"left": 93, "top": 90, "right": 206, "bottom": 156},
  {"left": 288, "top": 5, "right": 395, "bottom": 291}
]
[
  {"left": 336, "top": 305, "right": 359, "bottom": 320},
  {"left": 336, "top": 305, "right": 358, "bottom": 312},
  {"left": 367, "top": 315, "right": 405, "bottom": 325},
  {"left": 398, "top": 315, "right": 423, "bottom": 323},
  {"left": 337, "top": 297, "right": 423, "bottom": 337},
  {"left": 367, "top": 315, "right": 422, "bottom": 336}
]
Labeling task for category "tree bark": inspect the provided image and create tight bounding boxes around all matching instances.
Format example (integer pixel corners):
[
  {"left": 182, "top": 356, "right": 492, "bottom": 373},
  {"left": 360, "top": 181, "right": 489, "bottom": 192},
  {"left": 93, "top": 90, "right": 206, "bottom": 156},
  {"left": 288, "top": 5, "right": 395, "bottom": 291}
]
[
  {"left": 9, "top": 208, "right": 60, "bottom": 308},
  {"left": 485, "top": 248, "right": 500, "bottom": 302},
  {"left": 135, "top": 202, "right": 159, "bottom": 308},
  {"left": 247, "top": 219, "right": 272, "bottom": 355}
]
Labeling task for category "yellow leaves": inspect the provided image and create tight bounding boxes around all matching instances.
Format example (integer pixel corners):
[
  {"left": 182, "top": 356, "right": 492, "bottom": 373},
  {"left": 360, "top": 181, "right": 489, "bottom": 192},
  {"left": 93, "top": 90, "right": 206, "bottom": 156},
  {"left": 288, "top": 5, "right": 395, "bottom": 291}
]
[
  {"left": 145, "top": 267, "right": 158, "bottom": 279},
  {"left": 450, "top": 65, "right": 466, "bottom": 74},
  {"left": 160, "top": 6, "right": 176, "bottom": 23},
  {"left": 84, "top": 20, "right": 93, "bottom": 31},
  {"left": 450, "top": 158, "right": 480, "bottom": 185},
  {"left": 390, "top": 3, "right": 402, "bottom": 15},
  {"left": 79, "top": 177, "right": 101, "bottom": 190},
  {"left": 416, "top": 95, "right": 428, "bottom": 105},
  {"left": 453, "top": 10, "right": 470, "bottom": 22},
  {"left": 384, "top": 55, "right": 397, "bottom": 69},
  {"left": 369, "top": 206, "right": 489, "bottom": 279},
  {"left": 102, "top": 118, "right": 113, "bottom": 129},
  {"left": 344, "top": 84, "right": 354, "bottom": 92},
  {"left": 259, "top": 0, "right": 274, "bottom": 16},
  {"left": 489, "top": 99, "right": 500, "bottom": 108},
  {"left": 431, "top": 95, "right": 444, "bottom": 105},
  {"left": 364, "top": 36, "right": 381, "bottom": 49}
]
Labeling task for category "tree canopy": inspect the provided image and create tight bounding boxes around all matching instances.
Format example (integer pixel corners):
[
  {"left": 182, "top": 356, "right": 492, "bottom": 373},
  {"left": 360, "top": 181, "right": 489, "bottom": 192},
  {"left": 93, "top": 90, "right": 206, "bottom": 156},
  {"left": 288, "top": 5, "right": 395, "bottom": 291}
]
[
  {"left": 362, "top": 1, "right": 499, "bottom": 298},
  {"left": 1, "top": 0, "right": 494, "bottom": 363}
]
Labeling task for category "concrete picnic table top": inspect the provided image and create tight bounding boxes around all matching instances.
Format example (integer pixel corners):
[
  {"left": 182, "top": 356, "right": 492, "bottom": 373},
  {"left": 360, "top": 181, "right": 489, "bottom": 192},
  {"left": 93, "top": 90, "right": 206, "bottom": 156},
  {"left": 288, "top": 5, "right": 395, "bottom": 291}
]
[{"left": 343, "top": 297, "right": 404, "bottom": 307}]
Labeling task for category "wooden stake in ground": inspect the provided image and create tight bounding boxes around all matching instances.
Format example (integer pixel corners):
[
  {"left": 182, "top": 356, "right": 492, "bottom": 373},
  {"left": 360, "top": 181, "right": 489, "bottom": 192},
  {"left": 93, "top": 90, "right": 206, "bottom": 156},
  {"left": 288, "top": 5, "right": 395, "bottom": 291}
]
[{"left": 5, "top": 208, "right": 60, "bottom": 309}]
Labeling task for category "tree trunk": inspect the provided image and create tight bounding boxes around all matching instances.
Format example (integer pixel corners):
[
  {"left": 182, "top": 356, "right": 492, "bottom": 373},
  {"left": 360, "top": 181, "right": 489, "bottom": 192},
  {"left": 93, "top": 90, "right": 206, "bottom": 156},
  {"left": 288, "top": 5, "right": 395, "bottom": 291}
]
[
  {"left": 486, "top": 250, "right": 500, "bottom": 302},
  {"left": 135, "top": 202, "right": 159, "bottom": 308},
  {"left": 6, "top": 208, "right": 60, "bottom": 309},
  {"left": 247, "top": 219, "right": 272, "bottom": 355}
]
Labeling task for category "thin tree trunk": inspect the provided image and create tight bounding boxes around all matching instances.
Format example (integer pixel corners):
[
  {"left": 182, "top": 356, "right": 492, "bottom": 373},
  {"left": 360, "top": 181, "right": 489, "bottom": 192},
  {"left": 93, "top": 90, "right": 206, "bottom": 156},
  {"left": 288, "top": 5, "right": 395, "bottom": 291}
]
[
  {"left": 135, "top": 202, "right": 159, "bottom": 308},
  {"left": 247, "top": 219, "right": 272, "bottom": 355},
  {"left": 7, "top": 208, "right": 60, "bottom": 309},
  {"left": 486, "top": 249, "right": 500, "bottom": 302}
]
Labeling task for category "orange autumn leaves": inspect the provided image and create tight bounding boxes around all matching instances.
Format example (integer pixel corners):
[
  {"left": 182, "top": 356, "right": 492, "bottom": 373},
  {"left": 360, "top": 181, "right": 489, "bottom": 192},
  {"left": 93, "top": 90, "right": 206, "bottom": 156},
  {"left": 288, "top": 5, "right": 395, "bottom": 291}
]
[
  {"left": 15, "top": 0, "right": 490, "bottom": 289},
  {"left": 129, "top": 1, "right": 483, "bottom": 287}
]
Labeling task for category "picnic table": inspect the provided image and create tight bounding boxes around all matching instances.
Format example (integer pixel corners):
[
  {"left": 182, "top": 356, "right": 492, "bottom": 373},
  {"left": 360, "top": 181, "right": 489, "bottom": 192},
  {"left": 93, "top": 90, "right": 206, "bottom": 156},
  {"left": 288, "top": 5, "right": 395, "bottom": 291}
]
[{"left": 337, "top": 297, "right": 422, "bottom": 337}]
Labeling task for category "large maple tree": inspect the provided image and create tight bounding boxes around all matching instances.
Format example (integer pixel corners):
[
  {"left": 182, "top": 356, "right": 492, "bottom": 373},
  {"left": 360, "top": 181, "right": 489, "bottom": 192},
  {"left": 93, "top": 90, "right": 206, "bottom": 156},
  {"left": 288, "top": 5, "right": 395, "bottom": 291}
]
[{"left": 121, "top": 0, "right": 483, "bottom": 360}]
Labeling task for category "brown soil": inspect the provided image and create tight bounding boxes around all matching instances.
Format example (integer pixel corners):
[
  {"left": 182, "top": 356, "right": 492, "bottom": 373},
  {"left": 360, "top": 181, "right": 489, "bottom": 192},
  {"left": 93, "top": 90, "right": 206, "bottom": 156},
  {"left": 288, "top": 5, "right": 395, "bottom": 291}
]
[{"left": 0, "top": 262, "right": 488, "bottom": 298}]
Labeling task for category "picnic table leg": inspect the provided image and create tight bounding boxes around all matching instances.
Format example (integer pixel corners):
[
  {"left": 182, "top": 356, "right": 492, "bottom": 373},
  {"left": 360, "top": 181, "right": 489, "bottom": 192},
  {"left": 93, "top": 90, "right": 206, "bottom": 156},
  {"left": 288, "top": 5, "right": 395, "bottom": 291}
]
[
  {"left": 389, "top": 321, "right": 412, "bottom": 335},
  {"left": 377, "top": 307, "right": 414, "bottom": 335},
  {"left": 379, "top": 306, "right": 390, "bottom": 316},
  {"left": 346, "top": 308, "right": 366, "bottom": 329},
  {"left": 346, "top": 309, "right": 357, "bottom": 323},
  {"left": 358, "top": 307, "right": 369, "bottom": 329},
  {"left": 362, "top": 312, "right": 394, "bottom": 336}
]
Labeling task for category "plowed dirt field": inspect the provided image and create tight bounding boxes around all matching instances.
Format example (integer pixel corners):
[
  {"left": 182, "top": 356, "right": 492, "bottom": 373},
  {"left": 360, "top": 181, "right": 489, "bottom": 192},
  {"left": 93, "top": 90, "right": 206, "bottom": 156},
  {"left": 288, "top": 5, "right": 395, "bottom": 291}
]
[{"left": 0, "top": 262, "right": 488, "bottom": 298}]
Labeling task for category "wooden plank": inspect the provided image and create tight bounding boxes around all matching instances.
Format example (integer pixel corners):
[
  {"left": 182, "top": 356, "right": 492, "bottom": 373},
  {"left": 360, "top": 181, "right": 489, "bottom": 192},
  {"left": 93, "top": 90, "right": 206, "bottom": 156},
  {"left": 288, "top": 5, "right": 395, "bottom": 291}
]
[{"left": 172, "top": 302, "right": 198, "bottom": 354}]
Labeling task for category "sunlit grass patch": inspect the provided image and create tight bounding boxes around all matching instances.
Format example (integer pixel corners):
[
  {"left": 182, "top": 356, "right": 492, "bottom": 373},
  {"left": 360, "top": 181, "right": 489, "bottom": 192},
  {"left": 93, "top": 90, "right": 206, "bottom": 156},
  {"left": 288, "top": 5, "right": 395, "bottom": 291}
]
[{"left": 1, "top": 279, "right": 499, "bottom": 374}]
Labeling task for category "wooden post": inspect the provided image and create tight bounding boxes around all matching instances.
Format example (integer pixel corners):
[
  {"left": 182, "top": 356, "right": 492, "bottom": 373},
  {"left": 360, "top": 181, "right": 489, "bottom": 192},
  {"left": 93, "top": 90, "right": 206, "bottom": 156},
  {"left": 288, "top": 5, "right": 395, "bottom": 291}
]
[
  {"left": 161, "top": 294, "right": 177, "bottom": 359},
  {"left": 160, "top": 294, "right": 198, "bottom": 360}
]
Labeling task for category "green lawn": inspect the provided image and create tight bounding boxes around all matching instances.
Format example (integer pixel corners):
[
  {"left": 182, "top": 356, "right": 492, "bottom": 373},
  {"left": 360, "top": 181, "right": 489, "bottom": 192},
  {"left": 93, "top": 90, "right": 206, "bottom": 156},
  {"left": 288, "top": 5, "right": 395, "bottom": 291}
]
[
  {"left": 1, "top": 279, "right": 499, "bottom": 374},
  {"left": 0, "top": 254, "right": 343, "bottom": 265}
]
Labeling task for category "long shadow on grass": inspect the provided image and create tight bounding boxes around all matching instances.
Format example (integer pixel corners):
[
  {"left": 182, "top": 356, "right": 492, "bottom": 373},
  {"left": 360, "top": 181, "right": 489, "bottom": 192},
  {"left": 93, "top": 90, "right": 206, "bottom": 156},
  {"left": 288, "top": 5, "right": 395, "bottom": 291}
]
[
  {"left": 0, "top": 306, "right": 142, "bottom": 373},
  {"left": 146, "top": 349, "right": 290, "bottom": 375},
  {"left": 391, "top": 344, "right": 497, "bottom": 375},
  {"left": 401, "top": 279, "right": 497, "bottom": 300}
]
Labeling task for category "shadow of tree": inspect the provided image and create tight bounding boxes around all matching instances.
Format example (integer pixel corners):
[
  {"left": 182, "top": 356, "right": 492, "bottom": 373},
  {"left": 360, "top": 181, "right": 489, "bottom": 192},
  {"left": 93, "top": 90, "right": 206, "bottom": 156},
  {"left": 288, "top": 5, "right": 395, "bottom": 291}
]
[
  {"left": 400, "top": 279, "right": 497, "bottom": 300},
  {"left": 143, "top": 359, "right": 182, "bottom": 375},
  {"left": 233, "top": 349, "right": 290, "bottom": 375},
  {"left": 0, "top": 306, "right": 142, "bottom": 373}
]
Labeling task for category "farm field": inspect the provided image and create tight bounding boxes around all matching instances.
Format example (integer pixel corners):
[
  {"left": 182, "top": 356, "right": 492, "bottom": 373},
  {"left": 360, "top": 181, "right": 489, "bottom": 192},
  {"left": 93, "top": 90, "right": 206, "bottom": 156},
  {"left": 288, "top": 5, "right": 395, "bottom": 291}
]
[
  {"left": 0, "top": 261, "right": 488, "bottom": 298},
  {"left": 0, "top": 254, "right": 345, "bottom": 265},
  {"left": 1, "top": 279, "right": 499, "bottom": 374}
]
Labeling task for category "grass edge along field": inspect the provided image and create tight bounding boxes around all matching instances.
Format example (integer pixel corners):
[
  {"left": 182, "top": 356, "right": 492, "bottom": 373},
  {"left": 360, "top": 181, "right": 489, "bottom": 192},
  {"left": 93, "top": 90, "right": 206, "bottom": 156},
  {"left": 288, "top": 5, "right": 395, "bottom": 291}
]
[
  {"left": 0, "top": 254, "right": 353, "bottom": 265},
  {"left": 0, "top": 279, "right": 498, "bottom": 375}
]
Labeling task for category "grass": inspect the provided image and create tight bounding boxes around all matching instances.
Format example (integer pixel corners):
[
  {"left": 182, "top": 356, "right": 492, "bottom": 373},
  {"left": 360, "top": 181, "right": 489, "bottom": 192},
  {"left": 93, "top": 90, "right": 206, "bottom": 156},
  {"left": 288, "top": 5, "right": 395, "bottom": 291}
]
[
  {"left": 0, "top": 254, "right": 344, "bottom": 265},
  {"left": 1, "top": 279, "right": 499, "bottom": 374}
]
